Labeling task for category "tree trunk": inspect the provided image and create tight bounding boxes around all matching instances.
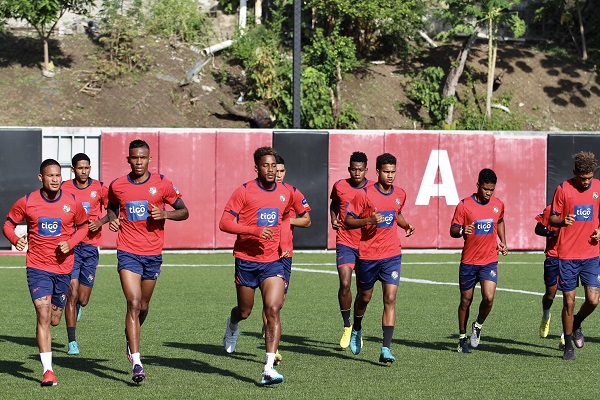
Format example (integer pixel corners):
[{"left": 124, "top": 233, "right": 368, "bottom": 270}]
[
  {"left": 575, "top": 0, "right": 587, "bottom": 61},
  {"left": 443, "top": 25, "right": 482, "bottom": 126},
  {"left": 485, "top": 18, "right": 495, "bottom": 118},
  {"left": 43, "top": 38, "right": 50, "bottom": 71},
  {"left": 254, "top": 0, "right": 262, "bottom": 25}
]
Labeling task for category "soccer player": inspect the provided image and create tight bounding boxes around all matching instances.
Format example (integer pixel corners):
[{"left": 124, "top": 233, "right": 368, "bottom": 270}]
[
  {"left": 329, "top": 151, "right": 371, "bottom": 349},
  {"left": 107, "top": 139, "right": 189, "bottom": 382},
  {"left": 261, "top": 155, "right": 312, "bottom": 363},
  {"left": 549, "top": 151, "right": 600, "bottom": 361},
  {"left": 3, "top": 159, "right": 89, "bottom": 386},
  {"left": 60, "top": 153, "right": 109, "bottom": 356},
  {"left": 344, "top": 153, "right": 415, "bottom": 363},
  {"left": 534, "top": 205, "right": 560, "bottom": 341},
  {"left": 451, "top": 168, "right": 508, "bottom": 354},
  {"left": 219, "top": 146, "right": 293, "bottom": 385}
]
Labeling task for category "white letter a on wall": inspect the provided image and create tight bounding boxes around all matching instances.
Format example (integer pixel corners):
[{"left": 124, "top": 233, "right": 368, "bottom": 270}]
[{"left": 415, "top": 150, "right": 459, "bottom": 206}]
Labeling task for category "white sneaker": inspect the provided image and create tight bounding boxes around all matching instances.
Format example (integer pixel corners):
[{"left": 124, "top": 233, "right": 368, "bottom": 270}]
[
  {"left": 223, "top": 318, "right": 239, "bottom": 353},
  {"left": 261, "top": 368, "right": 284, "bottom": 386}
]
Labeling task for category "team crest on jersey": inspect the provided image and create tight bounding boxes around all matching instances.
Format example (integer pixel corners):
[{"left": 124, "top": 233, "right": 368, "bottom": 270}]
[
  {"left": 63, "top": 204, "right": 70, "bottom": 213},
  {"left": 90, "top": 191, "right": 97, "bottom": 199},
  {"left": 594, "top": 192, "right": 598, "bottom": 199},
  {"left": 493, "top": 206, "right": 499, "bottom": 214},
  {"left": 395, "top": 198, "right": 400, "bottom": 205},
  {"left": 391, "top": 271, "right": 399, "bottom": 281},
  {"left": 149, "top": 186, "right": 157, "bottom": 196},
  {"left": 280, "top": 195, "right": 286, "bottom": 203}
]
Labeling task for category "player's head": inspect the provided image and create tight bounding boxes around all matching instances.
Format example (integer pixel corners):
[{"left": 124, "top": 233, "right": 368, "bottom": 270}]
[
  {"left": 348, "top": 151, "right": 368, "bottom": 186},
  {"left": 375, "top": 153, "right": 397, "bottom": 187},
  {"left": 275, "top": 154, "right": 286, "bottom": 183},
  {"left": 127, "top": 139, "right": 151, "bottom": 179},
  {"left": 476, "top": 168, "right": 497, "bottom": 204},
  {"left": 253, "top": 147, "right": 277, "bottom": 185},
  {"left": 39, "top": 159, "right": 62, "bottom": 195},
  {"left": 573, "top": 151, "right": 597, "bottom": 189},
  {"left": 71, "top": 153, "right": 91, "bottom": 184}
]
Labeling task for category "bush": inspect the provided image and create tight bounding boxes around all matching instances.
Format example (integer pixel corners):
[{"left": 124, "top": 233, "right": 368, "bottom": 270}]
[{"left": 146, "top": 0, "right": 210, "bottom": 44}]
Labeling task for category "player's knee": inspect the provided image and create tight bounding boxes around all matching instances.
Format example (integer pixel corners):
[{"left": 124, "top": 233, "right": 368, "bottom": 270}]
[
  {"left": 79, "top": 298, "right": 89, "bottom": 307},
  {"left": 127, "top": 298, "right": 142, "bottom": 312},
  {"left": 50, "top": 317, "right": 61, "bottom": 327}
]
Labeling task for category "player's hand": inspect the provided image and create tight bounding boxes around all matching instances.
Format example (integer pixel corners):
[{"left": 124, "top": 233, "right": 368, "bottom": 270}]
[
  {"left": 88, "top": 219, "right": 102, "bottom": 232},
  {"left": 57, "top": 241, "right": 71, "bottom": 254},
  {"left": 261, "top": 227, "right": 274, "bottom": 240},
  {"left": 591, "top": 228, "right": 600, "bottom": 241},
  {"left": 15, "top": 234, "right": 28, "bottom": 251},
  {"left": 369, "top": 210, "right": 384, "bottom": 225},
  {"left": 464, "top": 223, "right": 475, "bottom": 236},
  {"left": 404, "top": 224, "right": 415, "bottom": 237},
  {"left": 109, "top": 217, "right": 121, "bottom": 232},
  {"left": 331, "top": 216, "right": 341, "bottom": 230},
  {"left": 281, "top": 250, "right": 291, "bottom": 258},
  {"left": 150, "top": 203, "right": 165, "bottom": 220},
  {"left": 498, "top": 242, "right": 508, "bottom": 256},
  {"left": 564, "top": 214, "right": 575, "bottom": 226}
]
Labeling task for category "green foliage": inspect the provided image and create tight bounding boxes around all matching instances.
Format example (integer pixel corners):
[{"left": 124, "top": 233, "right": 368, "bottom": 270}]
[
  {"left": 454, "top": 92, "right": 524, "bottom": 131},
  {"left": 145, "top": 0, "right": 209, "bottom": 44},
  {"left": 405, "top": 67, "right": 456, "bottom": 127},
  {"left": 300, "top": 67, "right": 334, "bottom": 129},
  {"left": 228, "top": 25, "right": 277, "bottom": 68},
  {"left": 217, "top": 0, "right": 238, "bottom": 14},
  {"left": 303, "top": 28, "right": 358, "bottom": 87}
]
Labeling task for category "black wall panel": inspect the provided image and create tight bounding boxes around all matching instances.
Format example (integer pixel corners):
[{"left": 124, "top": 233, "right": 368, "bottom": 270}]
[
  {"left": 273, "top": 131, "right": 329, "bottom": 249},
  {"left": 0, "top": 129, "right": 42, "bottom": 249}
]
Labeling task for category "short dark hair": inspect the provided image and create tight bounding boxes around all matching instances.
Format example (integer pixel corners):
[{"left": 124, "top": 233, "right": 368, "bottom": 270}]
[
  {"left": 130, "top": 139, "right": 150, "bottom": 151},
  {"left": 275, "top": 155, "right": 285, "bottom": 165},
  {"left": 253, "top": 146, "right": 277, "bottom": 165},
  {"left": 350, "top": 151, "right": 368, "bottom": 165},
  {"left": 71, "top": 153, "right": 90, "bottom": 167},
  {"left": 40, "top": 159, "right": 60, "bottom": 174},
  {"left": 574, "top": 151, "right": 598, "bottom": 175},
  {"left": 376, "top": 153, "right": 396, "bottom": 170},
  {"left": 478, "top": 168, "right": 497, "bottom": 184}
]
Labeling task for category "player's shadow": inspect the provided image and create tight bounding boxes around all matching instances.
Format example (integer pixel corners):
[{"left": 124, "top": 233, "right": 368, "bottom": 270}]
[
  {"left": 164, "top": 342, "right": 261, "bottom": 364},
  {"left": 421, "top": 335, "right": 556, "bottom": 357},
  {"left": 0, "top": 334, "right": 64, "bottom": 352},
  {"left": 0, "top": 360, "right": 37, "bottom": 383},
  {"left": 50, "top": 355, "right": 128, "bottom": 383}
]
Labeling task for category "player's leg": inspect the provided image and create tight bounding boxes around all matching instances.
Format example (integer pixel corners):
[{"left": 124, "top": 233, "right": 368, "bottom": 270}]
[
  {"left": 470, "top": 278, "right": 496, "bottom": 348},
  {"left": 540, "top": 256, "right": 559, "bottom": 337},
  {"left": 337, "top": 244, "right": 358, "bottom": 349},
  {"left": 571, "top": 258, "right": 600, "bottom": 348},
  {"left": 558, "top": 259, "right": 581, "bottom": 359},
  {"left": 34, "top": 295, "right": 56, "bottom": 386},
  {"left": 260, "top": 276, "right": 285, "bottom": 354},
  {"left": 119, "top": 269, "right": 143, "bottom": 353},
  {"left": 65, "top": 277, "right": 80, "bottom": 355},
  {"left": 457, "top": 263, "right": 476, "bottom": 353},
  {"left": 380, "top": 282, "right": 399, "bottom": 363}
]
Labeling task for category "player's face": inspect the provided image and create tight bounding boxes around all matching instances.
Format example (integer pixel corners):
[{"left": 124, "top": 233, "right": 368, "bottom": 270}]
[
  {"left": 255, "top": 155, "right": 277, "bottom": 185},
  {"left": 127, "top": 147, "right": 151, "bottom": 178},
  {"left": 377, "top": 164, "right": 396, "bottom": 186},
  {"left": 348, "top": 162, "right": 367, "bottom": 185},
  {"left": 476, "top": 182, "right": 496, "bottom": 203},
  {"left": 275, "top": 163, "right": 286, "bottom": 183},
  {"left": 573, "top": 170, "right": 594, "bottom": 189},
  {"left": 39, "top": 164, "right": 62, "bottom": 194},
  {"left": 72, "top": 160, "right": 91, "bottom": 184}
]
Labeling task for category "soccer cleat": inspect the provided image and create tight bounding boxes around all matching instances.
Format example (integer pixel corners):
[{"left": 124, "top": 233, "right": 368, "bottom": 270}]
[
  {"left": 349, "top": 329, "right": 362, "bottom": 355},
  {"left": 132, "top": 364, "right": 146, "bottom": 383},
  {"left": 573, "top": 327, "right": 585, "bottom": 348},
  {"left": 76, "top": 304, "right": 82, "bottom": 322},
  {"left": 223, "top": 318, "right": 240, "bottom": 354},
  {"left": 260, "top": 368, "right": 284, "bottom": 386},
  {"left": 41, "top": 370, "right": 57, "bottom": 386},
  {"left": 274, "top": 350, "right": 282, "bottom": 365},
  {"left": 539, "top": 315, "right": 551, "bottom": 338},
  {"left": 457, "top": 337, "right": 470, "bottom": 353},
  {"left": 563, "top": 347, "right": 575, "bottom": 361},
  {"left": 67, "top": 341, "right": 80, "bottom": 355},
  {"left": 340, "top": 326, "right": 352, "bottom": 349},
  {"left": 470, "top": 322, "right": 482, "bottom": 348},
  {"left": 379, "top": 346, "right": 396, "bottom": 363},
  {"left": 559, "top": 335, "right": 565, "bottom": 350}
]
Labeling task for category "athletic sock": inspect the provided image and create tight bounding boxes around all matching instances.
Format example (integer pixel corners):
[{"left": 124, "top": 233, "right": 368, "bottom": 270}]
[
  {"left": 67, "top": 327, "right": 76, "bottom": 342},
  {"left": 40, "top": 352, "right": 53, "bottom": 372},
  {"left": 474, "top": 321, "right": 484, "bottom": 330},
  {"left": 382, "top": 326, "right": 394, "bottom": 348},
  {"left": 564, "top": 334, "right": 573, "bottom": 350},
  {"left": 573, "top": 314, "right": 583, "bottom": 330},
  {"left": 265, "top": 352, "right": 276, "bottom": 371},
  {"left": 459, "top": 333, "right": 467, "bottom": 340},
  {"left": 341, "top": 309, "right": 351, "bottom": 327},
  {"left": 542, "top": 308, "right": 551, "bottom": 320},
  {"left": 353, "top": 315, "right": 363, "bottom": 331},
  {"left": 229, "top": 320, "right": 239, "bottom": 331},
  {"left": 131, "top": 352, "right": 142, "bottom": 367}
]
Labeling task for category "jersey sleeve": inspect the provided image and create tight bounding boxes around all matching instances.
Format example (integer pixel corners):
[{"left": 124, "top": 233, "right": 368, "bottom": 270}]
[
  {"left": 551, "top": 185, "right": 565, "bottom": 217},
  {"left": 293, "top": 187, "right": 311, "bottom": 216},
  {"left": 223, "top": 185, "right": 247, "bottom": 217},
  {"left": 161, "top": 176, "right": 183, "bottom": 207},
  {"left": 99, "top": 182, "right": 109, "bottom": 209},
  {"left": 6, "top": 196, "right": 27, "bottom": 226},
  {"left": 347, "top": 188, "right": 368, "bottom": 219},
  {"left": 451, "top": 201, "right": 466, "bottom": 228}
]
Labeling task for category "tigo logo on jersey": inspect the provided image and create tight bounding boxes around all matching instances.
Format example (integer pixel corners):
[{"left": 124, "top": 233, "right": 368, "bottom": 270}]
[
  {"left": 574, "top": 205, "right": 593, "bottom": 222},
  {"left": 39, "top": 217, "right": 61, "bottom": 236},
  {"left": 475, "top": 218, "right": 494, "bottom": 235},
  {"left": 126, "top": 201, "right": 149, "bottom": 221},
  {"left": 258, "top": 208, "right": 279, "bottom": 226},
  {"left": 90, "top": 191, "right": 97, "bottom": 199},
  {"left": 82, "top": 202, "right": 91, "bottom": 214},
  {"left": 376, "top": 211, "right": 396, "bottom": 228},
  {"left": 149, "top": 186, "right": 157, "bottom": 196},
  {"left": 63, "top": 204, "right": 70, "bottom": 213}
]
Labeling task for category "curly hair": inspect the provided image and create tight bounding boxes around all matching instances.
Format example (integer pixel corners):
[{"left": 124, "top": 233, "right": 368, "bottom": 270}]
[
  {"left": 253, "top": 147, "right": 277, "bottom": 165},
  {"left": 350, "top": 151, "right": 368, "bottom": 166},
  {"left": 478, "top": 168, "right": 497, "bottom": 185},
  {"left": 574, "top": 151, "right": 598, "bottom": 174},
  {"left": 376, "top": 153, "right": 396, "bottom": 170}
]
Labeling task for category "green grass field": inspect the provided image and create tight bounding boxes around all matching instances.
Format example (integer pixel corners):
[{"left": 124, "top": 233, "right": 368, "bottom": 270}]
[{"left": 0, "top": 251, "right": 598, "bottom": 399}]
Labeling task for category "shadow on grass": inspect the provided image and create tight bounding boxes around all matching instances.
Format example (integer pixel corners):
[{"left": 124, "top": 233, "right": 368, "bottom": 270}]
[
  {"left": 0, "top": 334, "right": 62, "bottom": 352},
  {"left": 51, "top": 355, "right": 128, "bottom": 383},
  {"left": 0, "top": 360, "right": 37, "bottom": 383}
]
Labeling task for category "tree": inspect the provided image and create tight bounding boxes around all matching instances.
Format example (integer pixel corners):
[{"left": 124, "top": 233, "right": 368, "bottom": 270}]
[{"left": 1, "top": 0, "right": 93, "bottom": 74}]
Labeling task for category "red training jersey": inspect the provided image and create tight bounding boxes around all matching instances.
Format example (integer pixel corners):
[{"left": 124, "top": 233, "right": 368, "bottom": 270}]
[
  {"left": 223, "top": 179, "right": 293, "bottom": 262},
  {"left": 451, "top": 194, "right": 505, "bottom": 265},
  {"left": 61, "top": 178, "right": 108, "bottom": 247},
  {"left": 551, "top": 178, "right": 600, "bottom": 260},
  {"left": 108, "top": 173, "right": 182, "bottom": 256},
  {"left": 347, "top": 184, "right": 407, "bottom": 260},
  {"left": 535, "top": 205, "right": 558, "bottom": 258},
  {"left": 5, "top": 189, "right": 89, "bottom": 274},
  {"left": 280, "top": 183, "right": 311, "bottom": 257},
  {"left": 330, "top": 178, "right": 372, "bottom": 249}
]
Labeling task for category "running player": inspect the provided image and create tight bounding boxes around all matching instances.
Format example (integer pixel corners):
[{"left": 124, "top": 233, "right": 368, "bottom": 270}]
[{"left": 3, "top": 159, "right": 89, "bottom": 386}]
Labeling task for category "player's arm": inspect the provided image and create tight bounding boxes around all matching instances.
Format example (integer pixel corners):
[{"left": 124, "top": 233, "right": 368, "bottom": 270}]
[
  {"left": 59, "top": 203, "right": 90, "bottom": 253},
  {"left": 497, "top": 219, "right": 508, "bottom": 256},
  {"left": 535, "top": 222, "right": 556, "bottom": 237},
  {"left": 3, "top": 198, "right": 27, "bottom": 250},
  {"left": 219, "top": 210, "right": 270, "bottom": 238},
  {"left": 150, "top": 198, "right": 189, "bottom": 221},
  {"left": 396, "top": 212, "right": 415, "bottom": 237},
  {"left": 291, "top": 211, "right": 311, "bottom": 228},
  {"left": 90, "top": 184, "right": 111, "bottom": 232}
]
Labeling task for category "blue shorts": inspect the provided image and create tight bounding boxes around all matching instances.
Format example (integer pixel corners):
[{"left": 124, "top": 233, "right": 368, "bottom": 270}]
[
  {"left": 26, "top": 267, "right": 70, "bottom": 308},
  {"left": 558, "top": 258, "right": 600, "bottom": 292},
  {"left": 459, "top": 262, "right": 498, "bottom": 291},
  {"left": 234, "top": 258, "right": 286, "bottom": 289},
  {"left": 281, "top": 257, "right": 292, "bottom": 294},
  {"left": 117, "top": 250, "right": 162, "bottom": 280},
  {"left": 72, "top": 243, "right": 99, "bottom": 288},
  {"left": 356, "top": 255, "right": 402, "bottom": 291},
  {"left": 543, "top": 256, "right": 559, "bottom": 287},
  {"left": 336, "top": 244, "right": 359, "bottom": 270}
]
